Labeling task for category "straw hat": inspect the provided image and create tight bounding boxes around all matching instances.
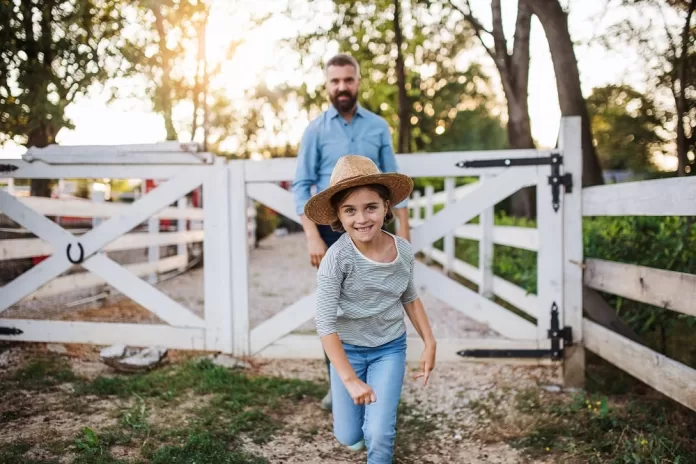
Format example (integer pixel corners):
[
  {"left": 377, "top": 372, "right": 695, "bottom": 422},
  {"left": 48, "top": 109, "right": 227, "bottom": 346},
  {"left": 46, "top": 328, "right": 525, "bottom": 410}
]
[{"left": 303, "top": 155, "right": 414, "bottom": 225}]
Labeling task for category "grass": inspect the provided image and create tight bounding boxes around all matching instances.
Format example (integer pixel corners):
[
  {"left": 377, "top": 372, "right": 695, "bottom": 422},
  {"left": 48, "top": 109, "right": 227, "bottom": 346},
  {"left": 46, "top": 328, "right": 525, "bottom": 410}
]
[
  {"left": 0, "top": 356, "right": 327, "bottom": 463},
  {"left": 459, "top": 360, "right": 696, "bottom": 463}
]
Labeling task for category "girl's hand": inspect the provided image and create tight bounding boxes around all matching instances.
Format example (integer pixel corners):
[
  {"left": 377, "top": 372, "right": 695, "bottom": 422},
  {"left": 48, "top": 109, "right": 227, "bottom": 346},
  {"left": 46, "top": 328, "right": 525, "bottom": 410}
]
[
  {"left": 413, "top": 342, "right": 436, "bottom": 386},
  {"left": 344, "top": 378, "right": 377, "bottom": 405}
]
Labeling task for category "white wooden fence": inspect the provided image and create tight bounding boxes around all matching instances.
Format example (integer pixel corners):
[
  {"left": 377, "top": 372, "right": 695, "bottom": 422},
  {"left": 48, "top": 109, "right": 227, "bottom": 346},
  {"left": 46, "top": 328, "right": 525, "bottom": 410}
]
[
  {"left": 2, "top": 118, "right": 694, "bottom": 410},
  {"left": 580, "top": 177, "right": 696, "bottom": 411}
]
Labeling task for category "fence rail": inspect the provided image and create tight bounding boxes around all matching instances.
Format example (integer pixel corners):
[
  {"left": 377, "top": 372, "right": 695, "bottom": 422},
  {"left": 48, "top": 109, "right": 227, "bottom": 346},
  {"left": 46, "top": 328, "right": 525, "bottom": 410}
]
[{"left": 581, "top": 178, "right": 696, "bottom": 412}]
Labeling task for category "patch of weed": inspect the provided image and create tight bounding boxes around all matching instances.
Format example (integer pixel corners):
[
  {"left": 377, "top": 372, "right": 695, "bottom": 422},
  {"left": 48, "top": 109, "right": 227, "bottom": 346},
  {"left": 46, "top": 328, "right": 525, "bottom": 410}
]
[{"left": 7, "top": 356, "right": 77, "bottom": 391}]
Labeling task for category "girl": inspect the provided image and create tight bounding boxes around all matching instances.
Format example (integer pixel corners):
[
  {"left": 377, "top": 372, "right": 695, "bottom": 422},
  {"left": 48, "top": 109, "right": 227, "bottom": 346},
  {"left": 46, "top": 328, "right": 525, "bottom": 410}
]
[{"left": 303, "top": 155, "right": 437, "bottom": 463}]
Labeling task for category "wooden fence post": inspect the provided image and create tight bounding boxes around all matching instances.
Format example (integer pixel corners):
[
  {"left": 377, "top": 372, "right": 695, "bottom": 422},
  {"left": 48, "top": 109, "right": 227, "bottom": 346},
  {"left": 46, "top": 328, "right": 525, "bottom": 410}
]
[
  {"left": 229, "top": 160, "right": 250, "bottom": 357},
  {"left": 479, "top": 176, "right": 494, "bottom": 298},
  {"left": 560, "top": 116, "right": 584, "bottom": 388},
  {"left": 444, "top": 177, "right": 455, "bottom": 275},
  {"left": 425, "top": 185, "right": 434, "bottom": 261},
  {"left": 177, "top": 197, "right": 188, "bottom": 271}
]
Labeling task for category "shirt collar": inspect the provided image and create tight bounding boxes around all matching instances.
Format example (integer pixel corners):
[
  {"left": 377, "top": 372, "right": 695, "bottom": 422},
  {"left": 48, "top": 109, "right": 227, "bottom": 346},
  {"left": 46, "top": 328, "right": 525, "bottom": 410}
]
[{"left": 328, "top": 103, "right": 365, "bottom": 120}]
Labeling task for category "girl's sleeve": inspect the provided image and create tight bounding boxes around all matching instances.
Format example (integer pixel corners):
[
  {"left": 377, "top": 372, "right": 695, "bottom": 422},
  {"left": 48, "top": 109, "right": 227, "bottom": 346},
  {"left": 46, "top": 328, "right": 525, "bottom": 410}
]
[
  {"left": 315, "top": 251, "right": 343, "bottom": 337},
  {"left": 401, "top": 247, "right": 419, "bottom": 304}
]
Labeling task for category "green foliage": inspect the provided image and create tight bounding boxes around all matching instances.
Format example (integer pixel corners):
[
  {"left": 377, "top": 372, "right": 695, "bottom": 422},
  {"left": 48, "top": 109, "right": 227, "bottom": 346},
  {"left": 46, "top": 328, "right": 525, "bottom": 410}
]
[
  {"left": 511, "top": 391, "right": 696, "bottom": 463},
  {"left": 284, "top": 0, "right": 505, "bottom": 153},
  {"left": 0, "top": 0, "right": 127, "bottom": 147},
  {"left": 586, "top": 85, "right": 667, "bottom": 173}
]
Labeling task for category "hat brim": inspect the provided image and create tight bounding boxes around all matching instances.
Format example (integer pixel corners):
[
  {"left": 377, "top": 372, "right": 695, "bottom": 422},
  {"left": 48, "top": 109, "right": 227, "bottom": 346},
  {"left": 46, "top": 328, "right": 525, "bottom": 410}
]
[{"left": 304, "top": 173, "right": 414, "bottom": 225}]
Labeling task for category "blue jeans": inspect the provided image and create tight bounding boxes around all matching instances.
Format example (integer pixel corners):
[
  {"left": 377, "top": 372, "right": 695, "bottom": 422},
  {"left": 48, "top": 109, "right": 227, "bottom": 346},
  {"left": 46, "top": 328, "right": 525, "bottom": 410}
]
[{"left": 330, "top": 332, "right": 407, "bottom": 463}]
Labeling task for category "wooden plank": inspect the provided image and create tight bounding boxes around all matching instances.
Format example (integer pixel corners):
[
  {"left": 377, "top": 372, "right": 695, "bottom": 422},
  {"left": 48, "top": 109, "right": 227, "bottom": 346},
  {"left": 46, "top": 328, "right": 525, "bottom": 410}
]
[
  {"left": 19, "top": 196, "right": 204, "bottom": 220},
  {"left": 203, "top": 160, "right": 234, "bottom": 352},
  {"left": 584, "top": 259, "right": 696, "bottom": 318},
  {"left": 177, "top": 198, "right": 188, "bottom": 271},
  {"left": 411, "top": 168, "right": 538, "bottom": 253},
  {"left": 425, "top": 248, "right": 538, "bottom": 318},
  {"left": 411, "top": 222, "right": 539, "bottom": 251},
  {"left": 0, "top": 231, "right": 204, "bottom": 261},
  {"left": 560, "top": 116, "right": 585, "bottom": 388},
  {"left": 25, "top": 256, "right": 186, "bottom": 300},
  {"left": 0, "top": 190, "right": 75, "bottom": 247},
  {"left": 2, "top": 159, "right": 210, "bottom": 180},
  {"left": 229, "top": 160, "right": 250, "bottom": 357},
  {"left": 0, "top": 319, "right": 206, "bottom": 350},
  {"left": 409, "top": 182, "right": 478, "bottom": 208},
  {"left": 397, "top": 150, "right": 543, "bottom": 178},
  {"left": 443, "top": 177, "right": 455, "bottom": 273},
  {"left": 414, "top": 261, "right": 537, "bottom": 339},
  {"left": 0, "top": 254, "right": 74, "bottom": 312},
  {"left": 536, "top": 166, "right": 563, "bottom": 341},
  {"left": 255, "top": 334, "right": 552, "bottom": 363},
  {"left": 584, "top": 318, "right": 696, "bottom": 411},
  {"left": 479, "top": 176, "right": 494, "bottom": 298},
  {"left": 81, "top": 254, "right": 204, "bottom": 328},
  {"left": 23, "top": 152, "right": 207, "bottom": 165},
  {"left": 78, "top": 168, "right": 206, "bottom": 258},
  {"left": 249, "top": 294, "right": 316, "bottom": 354},
  {"left": 424, "top": 185, "right": 434, "bottom": 256},
  {"left": 246, "top": 182, "right": 300, "bottom": 224},
  {"left": 25, "top": 141, "right": 188, "bottom": 155},
  {"left": 583, "top": 177, "right": 696, "bottom": 217},
  {"left": 242, "top": 150, "right": 544, "bottom": 182}
]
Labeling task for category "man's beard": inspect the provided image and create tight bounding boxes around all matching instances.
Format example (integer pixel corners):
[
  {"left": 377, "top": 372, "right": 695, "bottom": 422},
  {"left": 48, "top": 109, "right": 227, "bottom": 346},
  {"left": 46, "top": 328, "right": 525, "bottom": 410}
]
[{"left": 330, "top": 90, "right": 358, "bottom": 113}]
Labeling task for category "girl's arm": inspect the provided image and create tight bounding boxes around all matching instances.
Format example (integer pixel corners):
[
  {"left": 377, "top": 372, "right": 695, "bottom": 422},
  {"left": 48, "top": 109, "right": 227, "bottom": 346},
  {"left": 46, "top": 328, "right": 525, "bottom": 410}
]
[
  {"left": 403, "top": 297, "right": 436, "bottom": 385},
  {"left": 321, "top": 333, "right": 376, "bottom": 405}
]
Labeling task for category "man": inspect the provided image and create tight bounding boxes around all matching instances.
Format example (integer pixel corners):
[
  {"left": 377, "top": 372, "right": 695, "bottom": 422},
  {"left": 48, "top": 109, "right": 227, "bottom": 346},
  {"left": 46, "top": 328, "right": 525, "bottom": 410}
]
[{"left": 292, "top": 53, "right": 411, "bottom": 410}]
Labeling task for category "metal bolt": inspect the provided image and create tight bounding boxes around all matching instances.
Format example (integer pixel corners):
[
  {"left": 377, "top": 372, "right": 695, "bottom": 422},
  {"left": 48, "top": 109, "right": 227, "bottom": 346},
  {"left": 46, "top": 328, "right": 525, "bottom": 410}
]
[{"left": 505, "top": 159, "right": 510, "bottom": 165}]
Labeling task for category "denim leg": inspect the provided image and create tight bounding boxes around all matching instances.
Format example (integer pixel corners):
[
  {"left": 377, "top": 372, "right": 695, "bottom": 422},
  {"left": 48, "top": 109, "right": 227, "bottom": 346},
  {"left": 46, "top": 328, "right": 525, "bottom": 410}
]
[
  {"left": 330, "top": 350, "right": 367, "bottom": 447},
  {"left": 363, "top": 335, "right": 407, "bottom": 464}
]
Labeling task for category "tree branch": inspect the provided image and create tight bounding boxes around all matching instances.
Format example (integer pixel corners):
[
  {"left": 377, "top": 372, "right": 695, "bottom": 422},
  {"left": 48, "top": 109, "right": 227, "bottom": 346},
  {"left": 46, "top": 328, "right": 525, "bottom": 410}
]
[
  {"left": 448, "top": 0, "right": 496, "bottom": 63},
  {"left": 491, "top": 0, "right": 510, "bottom": 72}
]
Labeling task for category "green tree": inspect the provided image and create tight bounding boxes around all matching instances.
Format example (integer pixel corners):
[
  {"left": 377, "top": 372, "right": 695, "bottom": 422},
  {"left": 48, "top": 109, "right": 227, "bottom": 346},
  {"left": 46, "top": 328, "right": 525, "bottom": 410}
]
[
  {"left": 586, "top": 84, "right": 667, "bottom": 173},
  {"left": 0, "top": 0, "right": 127, "bottom": 196},
  {"left": 284, "top": 0, "right": 500, "bottom": 154}
]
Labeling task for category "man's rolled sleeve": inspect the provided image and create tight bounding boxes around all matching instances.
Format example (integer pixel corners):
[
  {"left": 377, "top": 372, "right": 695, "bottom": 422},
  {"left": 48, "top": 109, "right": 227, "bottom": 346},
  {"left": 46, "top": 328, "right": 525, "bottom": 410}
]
[
  {"left": 292, "top": 123, "right": 320, "bottom": 216},
  {"left": 378, "top": 124, "right": 408, "bottom": 209}
]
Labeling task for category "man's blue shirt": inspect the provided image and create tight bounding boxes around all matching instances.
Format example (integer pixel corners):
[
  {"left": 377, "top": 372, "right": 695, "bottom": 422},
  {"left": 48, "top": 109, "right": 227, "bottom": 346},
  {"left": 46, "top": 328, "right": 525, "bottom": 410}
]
[{"left": 292, "top": 104, "right": 408, "bottom": 216}]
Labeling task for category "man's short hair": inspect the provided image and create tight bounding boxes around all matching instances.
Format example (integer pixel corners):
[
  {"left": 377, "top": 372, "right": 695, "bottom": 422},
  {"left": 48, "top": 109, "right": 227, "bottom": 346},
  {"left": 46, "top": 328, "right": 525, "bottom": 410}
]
[{"left": 325, "top": 53, "right": 360, "bottom": 77}]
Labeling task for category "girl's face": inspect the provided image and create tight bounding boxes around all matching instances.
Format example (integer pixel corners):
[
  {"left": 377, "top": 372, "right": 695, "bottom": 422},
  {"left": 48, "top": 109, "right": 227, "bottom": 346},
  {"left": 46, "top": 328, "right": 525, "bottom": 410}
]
[{"left": 337, "top": 187, "right": 389, "bottom": 244}]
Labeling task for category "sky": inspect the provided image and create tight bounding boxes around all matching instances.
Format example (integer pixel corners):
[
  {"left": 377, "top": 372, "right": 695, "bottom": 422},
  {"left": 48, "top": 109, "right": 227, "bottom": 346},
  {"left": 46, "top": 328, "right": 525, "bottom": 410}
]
[{"left": 0, "top": 0, "right": 680, "bottom": 169}]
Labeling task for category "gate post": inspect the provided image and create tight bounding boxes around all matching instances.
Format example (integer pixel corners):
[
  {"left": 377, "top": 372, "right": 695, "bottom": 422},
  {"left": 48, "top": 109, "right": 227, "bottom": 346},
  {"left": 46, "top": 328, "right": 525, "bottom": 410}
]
[
  {"left": 228, "top": 159, "right": 250, "bottom": 357},
  {"left": 203, "top": 157, "right": 234, "bottom": 353},
  {"left": 560, "top": 116, "right": 585, "bottom": 387}
]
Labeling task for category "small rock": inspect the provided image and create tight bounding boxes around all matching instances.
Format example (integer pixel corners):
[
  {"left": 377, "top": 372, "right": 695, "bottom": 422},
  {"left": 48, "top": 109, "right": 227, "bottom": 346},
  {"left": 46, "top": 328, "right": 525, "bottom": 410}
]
[
  {"left": 454, "top": 434, "right": 462, "bottom": 441},
  {"left": 0, "top": 349, "right": 12, "bottom": 369},
  {"left": 118, "top": 346, "right": 168, "bottom": 372},
  {"left": 100, "top": 345, "right": 167, "bottom": 373},
  {"left": 274, "top": 227, "right": 289, "bottom": 237},
  {"left": 212, "top": 354, "right": 251, "bottom": 370},
  {"left": 100, "top": 344, "right": 127, "bottom": 360},
  {"left": 59, "top": 383, "right": 75, "bottom": 394},
  {"left": 46, "top": 343, "right": 68, "bottom": 354},
  {"left": 541, "top": 384, "right": 562, "bottom": 393}
]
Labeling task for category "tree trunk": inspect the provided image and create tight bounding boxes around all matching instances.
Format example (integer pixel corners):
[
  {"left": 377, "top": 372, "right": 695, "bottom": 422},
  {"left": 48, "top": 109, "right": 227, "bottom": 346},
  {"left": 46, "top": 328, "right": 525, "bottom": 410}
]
[
  {"left": 152, "top": 2, "right": 177, "bottom": 141},
  {"left": 522, "top": 0, "right": 604, "bottom": 187},
  {"left": 393, "top": 0, "right": 410, "bottom": 153},
  {"left": 675, "top": 0, "right": 695, "bottom": 176},
  {"left": 202, "top": 18, "right": 209, "bottom": 152},
  {"left": 28, "top": 124, "right": 55, "bottom": 197}
]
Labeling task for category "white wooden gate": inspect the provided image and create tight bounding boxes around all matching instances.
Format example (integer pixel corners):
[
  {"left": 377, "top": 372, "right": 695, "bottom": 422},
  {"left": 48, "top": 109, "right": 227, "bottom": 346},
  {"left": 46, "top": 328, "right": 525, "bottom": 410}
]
[
  {"left": 239, "top": 118, "right": 583, "bottom": 377},
  {"left": 0, "top": 143, "right": 249, "bottom": 356}
]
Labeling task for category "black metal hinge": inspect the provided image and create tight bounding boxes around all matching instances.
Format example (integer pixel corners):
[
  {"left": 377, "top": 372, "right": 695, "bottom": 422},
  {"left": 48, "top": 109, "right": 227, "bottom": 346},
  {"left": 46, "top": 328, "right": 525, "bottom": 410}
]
[
  {"left": 455, "top": 152, "right": 572, "bottom": 213},
  {"left": 0, "top": 163, "right": 19, "bottom": 174},
  {"left": 0, "top": 326, "right": 23, "bottom": 336},
  {"left": 457, "top": 302, "right": 572, "bottom": 361}
]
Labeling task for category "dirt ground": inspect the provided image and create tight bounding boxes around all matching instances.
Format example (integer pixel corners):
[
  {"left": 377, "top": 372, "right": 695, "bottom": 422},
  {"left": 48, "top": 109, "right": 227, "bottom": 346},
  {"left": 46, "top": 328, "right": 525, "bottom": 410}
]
[{"left": 1, "top": 232, "right": 565, "bottom": 462}]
